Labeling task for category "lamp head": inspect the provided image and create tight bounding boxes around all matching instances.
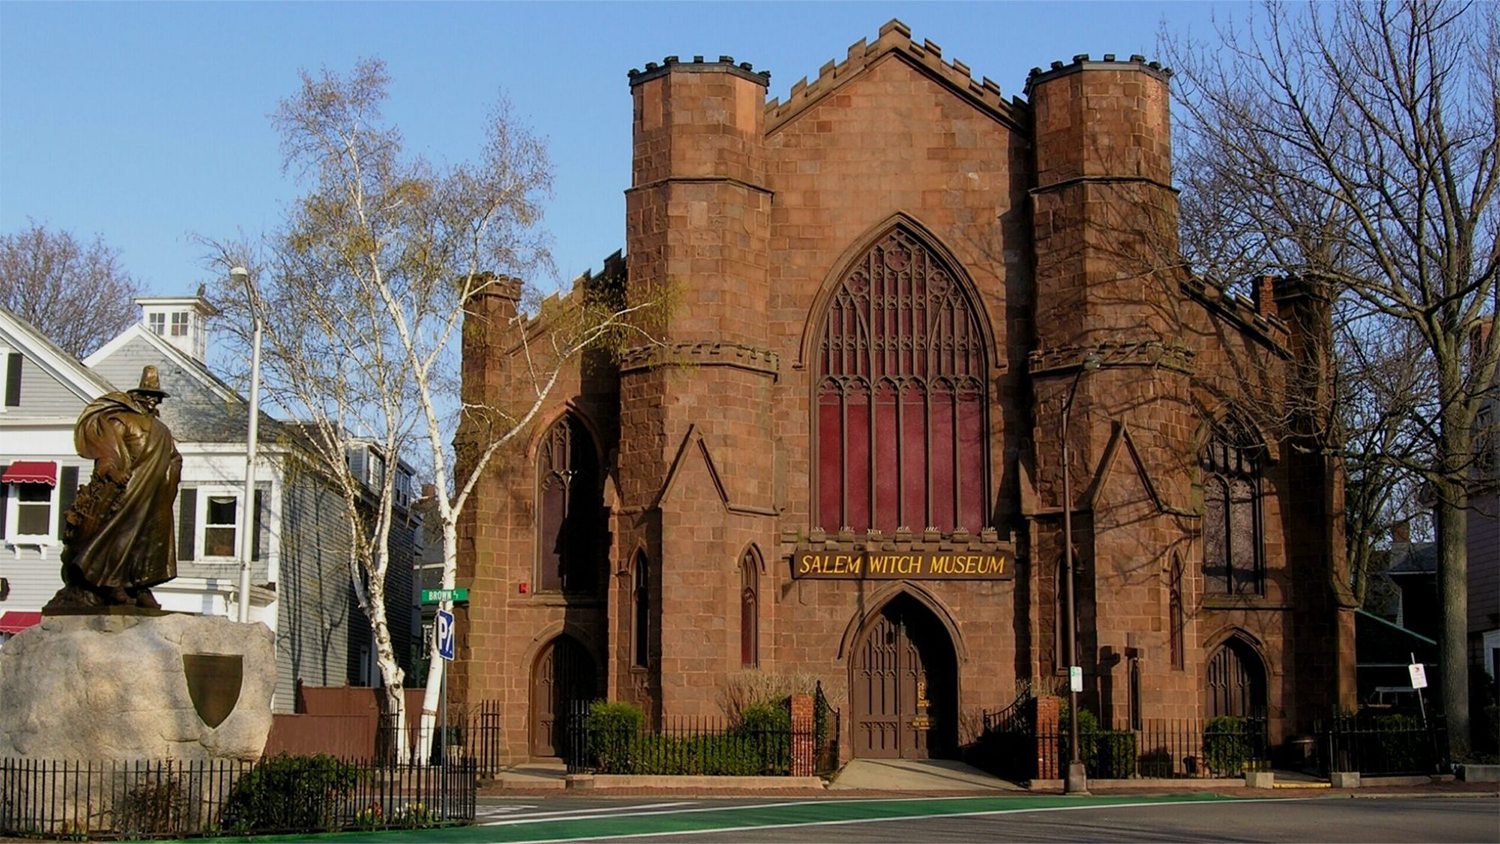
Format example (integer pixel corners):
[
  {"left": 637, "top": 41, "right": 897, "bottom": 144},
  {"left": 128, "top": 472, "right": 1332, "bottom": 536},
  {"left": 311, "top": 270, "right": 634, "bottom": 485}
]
[{"left": 1082, "top": 353, "right": 1102, "bottom": 372}]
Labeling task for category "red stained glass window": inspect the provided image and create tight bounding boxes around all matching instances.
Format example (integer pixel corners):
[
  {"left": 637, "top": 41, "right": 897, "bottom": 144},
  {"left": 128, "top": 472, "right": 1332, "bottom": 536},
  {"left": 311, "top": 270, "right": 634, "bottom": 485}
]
[{"left": 814, "top": 229, "right": 988, "bottom": 534}]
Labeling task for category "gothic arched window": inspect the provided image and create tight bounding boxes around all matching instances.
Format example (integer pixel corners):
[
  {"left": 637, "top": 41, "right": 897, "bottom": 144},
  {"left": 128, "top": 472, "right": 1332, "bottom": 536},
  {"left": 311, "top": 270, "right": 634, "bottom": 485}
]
[
  {"left": 740, "top": 547, "right": 760, "bottom": 667},
  {"left": 1201, "top": 420, "right": 1264, "bottom": 595},
  {"left": 631, "top": 550, "right": 650, "bottom": 668},
  {"left": 815, "top": 227, "right": 989, "bottom": 534},
  {"left": 537, "top": 414, "right": 603, "bottom": 593},
  {"left": 1169, "top": 557, "right": 1185, "bottom": 669}
]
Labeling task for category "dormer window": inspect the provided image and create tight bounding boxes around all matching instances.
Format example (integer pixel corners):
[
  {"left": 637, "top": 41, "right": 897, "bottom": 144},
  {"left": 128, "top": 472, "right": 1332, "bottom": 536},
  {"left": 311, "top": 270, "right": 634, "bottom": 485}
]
[
  {"left": 171, "top": 312, "right": 189, "bottom": 337},
  {"left": 148, "top": 313, "right": 166, "bottom": 335}
]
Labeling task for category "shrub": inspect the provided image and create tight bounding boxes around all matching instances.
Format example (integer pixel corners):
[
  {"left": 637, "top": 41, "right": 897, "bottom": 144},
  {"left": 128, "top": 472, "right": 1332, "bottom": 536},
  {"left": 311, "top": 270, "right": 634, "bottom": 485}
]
[
  {"left": 1371, "top": 713, "right": 1426, "bottom": 773},
  {"left": 1204, "top": 716, "right": 1255, "bottom": 775},
  {"left": 585, "top": 701, "right": 644, "bottom": 773},
  {"left": 118, "top": 774, "right": 188, "bottom": 835},
  {"left": 1094, "top": 731, "right": 1138, "bottom": 779},
  {"left": 222, "top": 753, "right": 367, "bottom": 833}
]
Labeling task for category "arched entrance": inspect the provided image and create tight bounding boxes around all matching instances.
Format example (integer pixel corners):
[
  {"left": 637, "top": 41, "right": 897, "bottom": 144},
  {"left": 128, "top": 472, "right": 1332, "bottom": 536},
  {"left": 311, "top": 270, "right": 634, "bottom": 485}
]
[
  {"left": 1207, "top": 636, "right": 1268, "bottom": 718},
  {"left": 850, "top": 594, "right": 958, "bottom": 758},
  {"left": 530, "top": 635, "right": 597, "bottom": 757}
]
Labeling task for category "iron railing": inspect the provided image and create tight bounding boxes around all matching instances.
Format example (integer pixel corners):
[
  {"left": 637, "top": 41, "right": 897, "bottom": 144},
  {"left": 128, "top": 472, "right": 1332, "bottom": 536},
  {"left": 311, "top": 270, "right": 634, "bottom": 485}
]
[
  {"left": 977, "top": 705, "right": 1270, "bottom": 781},
  {"left": 563, "top": 692, "right": 840, "bottom": 777},
  {"left": 0, "top": 756, "right": 475, "bottom": 840},
  {"left": 377, "top": 700, "right": 503, "bottom": 776},
  {"left": 1318, "top": 713, "right": 1449, "bottom": 776}
]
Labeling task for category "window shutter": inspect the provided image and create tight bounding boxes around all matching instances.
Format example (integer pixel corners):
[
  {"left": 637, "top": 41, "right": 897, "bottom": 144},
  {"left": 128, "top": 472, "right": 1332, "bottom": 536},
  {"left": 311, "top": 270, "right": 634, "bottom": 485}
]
[
  {"left": 4, "top": 353, "right": 20, "bottom": 407},
  {"left": 0, "top": 483, "right": 8, "bottom": 538},
  {"left": 178, "top": 487, "right": 197, "bottom": 561},
  {"left": 252, "top": 488, "right": 268, "bottom": 560},
  {"left": 57, "top": 466, "right": 79, "bottom": 539}
]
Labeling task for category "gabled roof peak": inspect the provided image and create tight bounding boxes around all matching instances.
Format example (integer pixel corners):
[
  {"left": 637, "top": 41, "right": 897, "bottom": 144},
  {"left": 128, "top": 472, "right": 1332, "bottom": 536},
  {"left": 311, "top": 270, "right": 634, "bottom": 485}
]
[{"left": 766, "top": 19, "right": 1025, "bottom": 133}]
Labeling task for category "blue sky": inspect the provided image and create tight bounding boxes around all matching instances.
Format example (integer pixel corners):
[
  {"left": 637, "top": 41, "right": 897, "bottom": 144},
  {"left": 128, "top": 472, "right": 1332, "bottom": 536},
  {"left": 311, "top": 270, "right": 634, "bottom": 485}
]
[{"left": 1, "top": 1, "right": 1241, "bottom": 297}]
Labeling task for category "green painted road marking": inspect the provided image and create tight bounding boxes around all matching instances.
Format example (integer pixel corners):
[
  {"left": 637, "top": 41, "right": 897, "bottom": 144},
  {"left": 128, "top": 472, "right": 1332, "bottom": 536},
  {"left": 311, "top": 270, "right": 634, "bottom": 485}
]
[{"left": 193, "top": 793, "right": 1242, "bottom": 844}]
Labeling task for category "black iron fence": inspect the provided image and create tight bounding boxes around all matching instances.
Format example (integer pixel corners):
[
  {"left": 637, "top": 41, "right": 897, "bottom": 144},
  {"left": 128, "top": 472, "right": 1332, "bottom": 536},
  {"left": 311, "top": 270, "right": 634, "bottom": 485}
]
[
  {"left": 563, "top": 691, "right": 840, "bottom": 778},
  {"left": 976, "top": 696, "right": 1037, "bottom": 782},
  {"left": 813, "top": 681, "right": 841, "bottom": 775},
  {"left": 377, "top": 700, "right": 503, "bottom": 777},
  {"left": 977, "top": 704, "right": 1270, "bottom": 781},
  {"left": 1318, "top": 713, "right": 1449, "bottom": 776},
  {"left": 0, "top": 755, "right": 475, "bottom": 840}
]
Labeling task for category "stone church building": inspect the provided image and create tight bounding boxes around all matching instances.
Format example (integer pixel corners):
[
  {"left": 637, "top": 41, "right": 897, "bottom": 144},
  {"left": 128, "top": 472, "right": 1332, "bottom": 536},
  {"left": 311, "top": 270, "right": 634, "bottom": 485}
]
[{"left": 453, "top": 20, "right": 1357, "bottom": 764}]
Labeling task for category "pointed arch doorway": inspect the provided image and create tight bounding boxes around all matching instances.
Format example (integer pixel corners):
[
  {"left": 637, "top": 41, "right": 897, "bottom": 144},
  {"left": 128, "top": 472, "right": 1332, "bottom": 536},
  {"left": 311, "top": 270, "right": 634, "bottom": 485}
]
[
  {"left": 530, "top": 635, "right": 597, "bottom": 757},
  {"left": 850, "top": 594, "right": 959, "bottom": 759},
  {"left": 1207, "top": 636, "right": 1267, "bottom": 719}
]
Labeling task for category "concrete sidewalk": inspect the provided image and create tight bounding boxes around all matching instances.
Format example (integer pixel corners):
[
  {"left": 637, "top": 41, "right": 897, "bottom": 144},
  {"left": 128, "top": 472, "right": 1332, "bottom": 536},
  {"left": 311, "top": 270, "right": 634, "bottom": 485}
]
[{"left": 829, "top": 758, "right": 1023, "bottom": 791}]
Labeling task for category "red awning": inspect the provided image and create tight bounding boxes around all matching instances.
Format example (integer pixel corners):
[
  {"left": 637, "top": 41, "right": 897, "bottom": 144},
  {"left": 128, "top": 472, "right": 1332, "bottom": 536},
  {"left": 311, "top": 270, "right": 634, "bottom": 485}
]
[
  {"left": 0, "top": 461, "right": 56, "bottom": 485},
  {"left": 0, "top": 611, "right": 42, "bottom": 634}
]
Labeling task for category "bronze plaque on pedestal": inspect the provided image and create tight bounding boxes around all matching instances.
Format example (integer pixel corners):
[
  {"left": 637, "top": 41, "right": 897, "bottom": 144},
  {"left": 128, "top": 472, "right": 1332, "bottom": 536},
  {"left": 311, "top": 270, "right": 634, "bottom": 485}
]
[{"left": 182, "top": 654, "right": 243, "bottom": 728}]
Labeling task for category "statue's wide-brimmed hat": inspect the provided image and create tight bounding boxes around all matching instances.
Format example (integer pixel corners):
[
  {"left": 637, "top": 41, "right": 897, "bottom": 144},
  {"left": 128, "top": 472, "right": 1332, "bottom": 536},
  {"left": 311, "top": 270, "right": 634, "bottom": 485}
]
[{"left": 129, "top": 365, "right": 170, "bottom": 398}]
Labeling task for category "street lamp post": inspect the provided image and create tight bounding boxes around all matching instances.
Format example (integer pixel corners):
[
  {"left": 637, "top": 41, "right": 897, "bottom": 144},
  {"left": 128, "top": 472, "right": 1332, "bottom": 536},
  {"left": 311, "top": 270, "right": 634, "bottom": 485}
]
[
  {"left": 1062, "top": 352, "right": 1100, "bottom": 794},
  {"left": 230, "top": 267, "right": 263, "bottom": 625}
]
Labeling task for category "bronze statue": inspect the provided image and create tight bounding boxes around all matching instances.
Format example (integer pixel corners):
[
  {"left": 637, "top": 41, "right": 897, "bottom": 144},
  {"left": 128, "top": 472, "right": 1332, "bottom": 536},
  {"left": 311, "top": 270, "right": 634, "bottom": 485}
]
[{"left": 45, "top": 366, "right": 183, "bottom": 611}]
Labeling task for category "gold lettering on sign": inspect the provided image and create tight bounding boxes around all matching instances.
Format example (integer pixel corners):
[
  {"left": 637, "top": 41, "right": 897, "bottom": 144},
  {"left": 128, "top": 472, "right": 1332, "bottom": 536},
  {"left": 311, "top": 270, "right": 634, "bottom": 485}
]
[{"left": 792, "top": 550, "right": 1011, "bottom": 580}]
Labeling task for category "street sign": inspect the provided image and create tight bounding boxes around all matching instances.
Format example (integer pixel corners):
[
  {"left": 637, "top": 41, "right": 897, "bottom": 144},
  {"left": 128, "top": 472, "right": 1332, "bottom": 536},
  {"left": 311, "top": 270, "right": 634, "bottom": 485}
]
[
  {"left": 436, "top": 610, "right": 455, "bottom": 661},
  {"left": 1408, "top": 661, "right": 1428, "bottom": 689},
  {"left": 1069, "top": 665, "right": 1083, "bottom": 693},
  {"left": 421, "top": 588, "right": 469, "bottom": 604}
]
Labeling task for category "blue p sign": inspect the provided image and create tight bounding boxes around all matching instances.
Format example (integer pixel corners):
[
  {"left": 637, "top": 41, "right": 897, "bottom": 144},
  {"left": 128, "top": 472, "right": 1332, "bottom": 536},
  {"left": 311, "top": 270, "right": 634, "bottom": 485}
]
[{"left": 436, "top": 609, "right": 455, "bottom": 661}]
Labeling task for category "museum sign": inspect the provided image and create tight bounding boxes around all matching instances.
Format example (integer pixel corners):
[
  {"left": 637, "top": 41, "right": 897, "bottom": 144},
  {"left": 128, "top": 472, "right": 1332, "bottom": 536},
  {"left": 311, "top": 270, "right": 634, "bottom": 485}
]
[{"left": 791, "top": 550, "right": 1013, "bottom": 580}]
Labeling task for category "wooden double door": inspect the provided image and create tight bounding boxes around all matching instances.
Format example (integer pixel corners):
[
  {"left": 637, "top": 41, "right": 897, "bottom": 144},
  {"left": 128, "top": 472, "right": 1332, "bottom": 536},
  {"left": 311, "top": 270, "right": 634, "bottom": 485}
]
[
  {"left": 530, "top": 635, "right": 596, "bottom": 757},
  {"left": 852, "top": 595, "right": 958, "bottom": 758}
]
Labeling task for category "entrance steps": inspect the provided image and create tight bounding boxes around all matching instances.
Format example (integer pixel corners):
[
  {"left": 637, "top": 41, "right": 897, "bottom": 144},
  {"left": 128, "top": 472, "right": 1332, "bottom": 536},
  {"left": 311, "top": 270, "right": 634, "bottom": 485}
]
[
  {"left": 491, "top": 758, "right": 568, "bottom": 790},
  {"left": 830, "top": 758, "right": 1024, "bottom": 791}
]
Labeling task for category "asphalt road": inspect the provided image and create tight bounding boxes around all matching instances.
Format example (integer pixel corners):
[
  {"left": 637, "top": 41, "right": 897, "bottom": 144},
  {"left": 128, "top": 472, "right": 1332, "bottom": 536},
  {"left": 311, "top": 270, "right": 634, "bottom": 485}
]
[{"left": 457, "top": 794, "right": 1499, "bottom": 844}]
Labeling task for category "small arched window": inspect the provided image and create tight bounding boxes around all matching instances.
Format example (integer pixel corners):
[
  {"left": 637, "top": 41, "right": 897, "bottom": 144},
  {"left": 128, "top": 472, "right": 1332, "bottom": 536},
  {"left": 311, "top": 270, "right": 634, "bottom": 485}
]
[
  {"left": 537, "top": 414, "right": 603, "bottom": 593},
  {"left": 1169, "top": 557, "right": 1184, "bottom": 670},
  {"left": 631, "top": 551, "right": 650, "bottom": 668},
  {"left": 740, "top": 548, "right": 760, "bottom": 667},
  {"left": 1201, "top": 419, "right": 1264, "bottom": 595},
  {"left": 814, "top": 226, "right": 989, "bottom": 534}
]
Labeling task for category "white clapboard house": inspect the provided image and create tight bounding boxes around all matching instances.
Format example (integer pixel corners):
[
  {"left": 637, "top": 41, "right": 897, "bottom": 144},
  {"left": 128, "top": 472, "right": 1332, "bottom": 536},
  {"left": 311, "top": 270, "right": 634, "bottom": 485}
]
[{"left": 0, "top": 296, "right": 418, "bottom": 710}]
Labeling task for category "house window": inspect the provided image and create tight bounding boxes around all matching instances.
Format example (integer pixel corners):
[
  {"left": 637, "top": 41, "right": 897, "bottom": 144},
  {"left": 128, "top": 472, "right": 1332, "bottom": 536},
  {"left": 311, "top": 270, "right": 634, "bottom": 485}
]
[
  {"left": 14, "top": 483, "right": 52, "bottom": 537},
  {"left": 170, "top": 311, "right": 189, "bottom": 337},
  {"left": 740, "top": 548, "right": 760, "bottom": 667},
  {"left": 1202, "top": 420, "right": 1265, "bottom": 595},
  {"left": 148, "top": 312, "right": 166, "bottom": 336},
  {"left": 536, "top": 414, "right": 603, "bottom": 593},
  {"left": 368, "top": 450, "right": 385, "bottom": 489},
  {"left": 631, "top": 551, "right": 650, "bottom": 668},
  {"left": 203, "top": 495, "right": 238, "bottom": 558},
  {"left": 814, "top": 226, "right": 989, "bottom": 534},
  {"left": 4, "top": 352, "right": 20, "bottom": 407}
]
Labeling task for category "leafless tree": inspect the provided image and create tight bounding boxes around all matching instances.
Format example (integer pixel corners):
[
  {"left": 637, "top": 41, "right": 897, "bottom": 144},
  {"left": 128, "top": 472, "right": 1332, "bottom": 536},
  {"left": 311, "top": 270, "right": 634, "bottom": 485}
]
[
  {"left": 205, "top": 58, "right": 664, "bottom": 752},
  {"left": 1165, "top": 0, "right": 1500, "bottom": 753},
  {"left": 0, "top": 221, "right": 142, "bottom": 358}
]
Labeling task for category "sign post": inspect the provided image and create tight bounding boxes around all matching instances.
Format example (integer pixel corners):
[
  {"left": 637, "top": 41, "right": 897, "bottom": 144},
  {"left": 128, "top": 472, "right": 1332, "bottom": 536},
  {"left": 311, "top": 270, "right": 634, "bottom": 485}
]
[
  {"left": 1409, "top": 652, "right": 1440, "bottom": 774},
  {"left": 436, "top": 609, "right": 455, "bottom": 771}
]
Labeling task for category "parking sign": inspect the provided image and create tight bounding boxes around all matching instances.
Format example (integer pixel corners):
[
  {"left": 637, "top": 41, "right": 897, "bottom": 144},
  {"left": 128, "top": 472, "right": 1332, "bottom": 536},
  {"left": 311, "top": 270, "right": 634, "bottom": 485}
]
[{"left": 436, "top": 610, "right": 455, "bottom": 661}]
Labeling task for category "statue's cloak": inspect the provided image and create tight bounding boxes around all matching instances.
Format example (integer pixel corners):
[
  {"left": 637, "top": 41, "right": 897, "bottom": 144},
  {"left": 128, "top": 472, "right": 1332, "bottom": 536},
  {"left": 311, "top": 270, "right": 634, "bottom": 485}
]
[{"left": 61, "top": 392, "right": 182, "bottom": 590}]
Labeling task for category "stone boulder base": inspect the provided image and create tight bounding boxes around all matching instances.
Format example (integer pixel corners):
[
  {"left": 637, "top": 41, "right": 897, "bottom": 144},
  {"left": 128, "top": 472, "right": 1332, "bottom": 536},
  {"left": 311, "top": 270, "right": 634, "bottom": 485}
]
[{"left": 0, "top": 613, "right": 274, "bottom": 762}]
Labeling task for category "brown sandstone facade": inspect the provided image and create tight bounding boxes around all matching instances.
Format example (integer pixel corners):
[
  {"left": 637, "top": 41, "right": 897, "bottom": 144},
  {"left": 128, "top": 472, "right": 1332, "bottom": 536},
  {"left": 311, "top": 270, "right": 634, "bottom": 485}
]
[{"left": 454, "top": 21, "right": 1357, "bottom": 765}]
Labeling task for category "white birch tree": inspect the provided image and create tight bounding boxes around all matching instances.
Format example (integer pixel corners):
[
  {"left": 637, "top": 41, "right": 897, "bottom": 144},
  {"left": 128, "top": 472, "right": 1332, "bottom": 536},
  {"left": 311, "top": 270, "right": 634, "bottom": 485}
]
[{"left": 207, "top": 59, "right": 663, "bottom": 753}]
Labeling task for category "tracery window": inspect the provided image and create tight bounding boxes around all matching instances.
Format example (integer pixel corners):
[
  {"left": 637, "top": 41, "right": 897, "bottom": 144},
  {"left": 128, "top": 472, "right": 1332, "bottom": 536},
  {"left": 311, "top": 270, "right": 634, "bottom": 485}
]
[
  {"left": 740, "top": 547, "right": 760, "bottom": 667},
  {"left": 1201, "top": 420, "right": 1264, "bottom": 595},
  {"left": 537, "top": 414, "right": 603, "bottom": 593},
  {"left": 815, "top": 227, "right": 988, "bottom": 534}
]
